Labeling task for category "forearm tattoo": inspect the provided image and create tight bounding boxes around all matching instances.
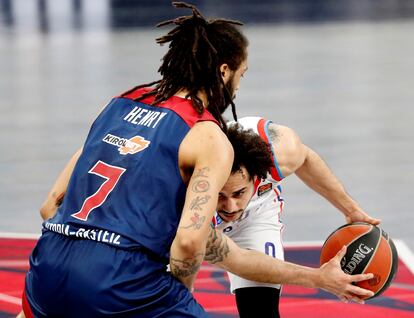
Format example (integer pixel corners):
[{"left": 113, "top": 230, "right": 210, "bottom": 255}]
[
  {"left": 189, "top": 195, "right": 211, "bottom": 211},
  {"left": 180, "top": 167, "right": 211, "bottom": 230},
  {"left": 205, "top": 228, "right": 230, "bottom": 264},
  {"left": 180, "top": 212, "right": 206, "bottom": 230},
  {"left": 192, "top": 167, "right": 209, "bottom": 178},
  {"left": 192, "top": 180, "right": 210, "bottom": 192},
  {"left": 170, "top": 253, "right": 204, "bottom": 278}
]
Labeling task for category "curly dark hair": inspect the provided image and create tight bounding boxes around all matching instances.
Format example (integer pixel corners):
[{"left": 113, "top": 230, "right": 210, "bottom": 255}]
[
  {"left": 227, "top": 123, "right": 273, "bottom": 180},
  {"left": 121, "top": 2, "right": 248, "bottom": 130}
]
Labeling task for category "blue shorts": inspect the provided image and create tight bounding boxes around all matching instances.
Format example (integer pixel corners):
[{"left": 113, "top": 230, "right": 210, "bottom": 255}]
[{"left": 24, "top": 231, "right": 207, "bottom": 318}]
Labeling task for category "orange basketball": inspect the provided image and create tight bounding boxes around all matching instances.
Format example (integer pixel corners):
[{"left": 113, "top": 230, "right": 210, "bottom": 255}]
[{"left": 320, "top": 222, "right": 398, "bottom": 299}]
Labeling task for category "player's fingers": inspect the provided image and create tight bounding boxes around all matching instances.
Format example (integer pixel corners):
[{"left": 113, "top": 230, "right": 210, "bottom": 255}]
[
  {"left": 338, "top": 296, "right": 348, "bottom": 303},
  {"left": 349, "top": 272, "right": 374, "bottom": 283},
  {"left": 334, "top": 245, "right": 347, "bottom": 261},
  {"left": 371, "top": 217, "right": 381, "bottom": 225},
  {"left": 352, "top": 297, "right": 365, "bottom": 305},
  {"left": 347, "top": 285, "right": 374, "bottom": 298}
]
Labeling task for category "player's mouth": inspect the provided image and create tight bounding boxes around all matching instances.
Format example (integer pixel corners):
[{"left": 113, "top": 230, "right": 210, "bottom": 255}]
[{"left": 218, "top": 210, "right": 243, "bottom": 221}]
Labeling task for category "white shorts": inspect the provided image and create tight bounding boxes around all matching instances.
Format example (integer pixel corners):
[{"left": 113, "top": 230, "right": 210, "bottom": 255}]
[{"left": 217, "top": 208, "right": 284, "bottom": 293}]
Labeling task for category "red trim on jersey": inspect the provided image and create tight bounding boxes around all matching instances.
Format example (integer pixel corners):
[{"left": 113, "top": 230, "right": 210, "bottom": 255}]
[
  {"left": 22, "top": 290, "right": 34, "bottom": 318},
  {"left": 273, "top": 188, "right": 284, "bottom": 218},
  {"left": 211, "top": 215, "right": 217, "bottom": 227},
  {"left": 257, "top": 118, "right": 283, "bottom": 182},
  {"left": 253, "top": 176, "right": 261, "bottom": 195},
  {"left": 120, "top": 87, "right": 218, "bottom": 128}
]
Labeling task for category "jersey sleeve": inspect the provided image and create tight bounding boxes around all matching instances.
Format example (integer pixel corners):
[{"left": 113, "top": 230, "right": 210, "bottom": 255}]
[{"left": 256, "top": 118, "right": 285, "bottom": 182}]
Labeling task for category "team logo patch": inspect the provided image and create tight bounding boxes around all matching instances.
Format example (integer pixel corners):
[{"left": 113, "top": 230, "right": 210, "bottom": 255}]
[
  {"left": 258, "top": 183, "right": 273, "bottom": 196},
  {"left": 103, "top": 134, "right": 150, "bottom": 155},
  {"left": 223, "top": 226, "right": 233, "bottom": 233}
]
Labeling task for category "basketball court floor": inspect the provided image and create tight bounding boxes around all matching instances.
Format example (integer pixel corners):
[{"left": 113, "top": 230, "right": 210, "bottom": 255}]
[{"left": 1, "top": 1, "right": 414, "bottom": 316}]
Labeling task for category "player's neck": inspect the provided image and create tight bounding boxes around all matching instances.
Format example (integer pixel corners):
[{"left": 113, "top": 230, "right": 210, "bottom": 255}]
[{"left": 174, "top": 89, "right": 208, "bottom": 108}]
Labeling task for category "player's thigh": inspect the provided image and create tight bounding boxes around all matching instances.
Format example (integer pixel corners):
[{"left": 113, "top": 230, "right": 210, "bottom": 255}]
[{"left": 232, "top": 222, "right": 284, "bottom": 260}]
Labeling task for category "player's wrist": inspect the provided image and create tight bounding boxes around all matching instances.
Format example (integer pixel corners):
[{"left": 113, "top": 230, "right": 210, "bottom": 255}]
[{"left": 307, "top": 267, "right": 322, "bottom": 289}]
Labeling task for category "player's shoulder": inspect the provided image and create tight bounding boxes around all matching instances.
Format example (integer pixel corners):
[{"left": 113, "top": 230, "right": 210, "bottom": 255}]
[{"left": 181, "top": 121, "right": 233, "bottom": 163}]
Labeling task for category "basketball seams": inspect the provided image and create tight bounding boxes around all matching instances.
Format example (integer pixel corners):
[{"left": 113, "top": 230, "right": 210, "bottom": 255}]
[
  {"left": 322, "top": 222, "right": 371, "bottom": 248},
  {"left": 369, "top": 233, "right": 398, "bottom": 298},
  {"left": 320, "top": 224, "right": 373, "bottom": 266},
  {"left": 359, "top": 227, "right": 387, "bottom": 299},
  {"left": 359, "top": 226, "right": 382, "bottom": 277},
  {"left": 321, "top": 223, "right": 398, "bottom": 300},
  {"left": 339, "top": 224, "right": 374, "bottom": 250}
]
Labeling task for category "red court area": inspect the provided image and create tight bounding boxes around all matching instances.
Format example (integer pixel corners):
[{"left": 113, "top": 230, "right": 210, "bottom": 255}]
[{"left": 1, "top": 236, "right": 414, "bottom": 318}]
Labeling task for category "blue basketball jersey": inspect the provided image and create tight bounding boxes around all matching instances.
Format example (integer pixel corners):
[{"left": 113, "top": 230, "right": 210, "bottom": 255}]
[{"left": 44, "top": 87, "right": 217, "bottom": 261}]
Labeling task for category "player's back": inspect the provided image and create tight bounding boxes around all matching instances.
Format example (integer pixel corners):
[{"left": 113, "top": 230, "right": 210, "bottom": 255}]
[
  {"left": 24, "top": 87, "right": 215, "bottom": 317},
  {"left": 46, "top": 87, "right": 216, "bottom": 260}
]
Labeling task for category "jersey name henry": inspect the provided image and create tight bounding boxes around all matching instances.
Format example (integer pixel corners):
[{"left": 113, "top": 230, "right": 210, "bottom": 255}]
[{"left": 123, "top": 106, "right": 167, "bottom": 128}]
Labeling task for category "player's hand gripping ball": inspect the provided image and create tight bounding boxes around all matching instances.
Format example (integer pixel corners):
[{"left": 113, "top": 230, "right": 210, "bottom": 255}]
[{"left": 320, "top": 222, "right": 398, "bottom": 299}]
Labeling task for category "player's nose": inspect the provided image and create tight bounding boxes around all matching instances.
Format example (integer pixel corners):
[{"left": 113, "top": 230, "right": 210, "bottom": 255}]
[{"left": 224, "top": 198, "right": 238, "bottom": 212}]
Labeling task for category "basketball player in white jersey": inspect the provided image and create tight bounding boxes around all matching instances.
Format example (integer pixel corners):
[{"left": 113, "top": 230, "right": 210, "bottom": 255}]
[{"left": 213, "top": 118, "right": 381, "bottom": 317}]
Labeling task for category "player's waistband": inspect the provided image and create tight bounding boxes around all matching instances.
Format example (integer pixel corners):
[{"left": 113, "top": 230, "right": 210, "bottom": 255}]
[{"left": 42, "top": 221, "right": 149, "bottom": 253}]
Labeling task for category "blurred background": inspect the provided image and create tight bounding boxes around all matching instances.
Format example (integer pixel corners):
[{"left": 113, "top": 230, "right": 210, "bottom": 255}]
[{"left": 0, "top": 0, "right": 413, "bottom": 253}]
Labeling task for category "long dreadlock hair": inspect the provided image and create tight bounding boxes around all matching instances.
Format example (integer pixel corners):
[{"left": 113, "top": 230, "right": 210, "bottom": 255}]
[{"left": 122, "top": 2, "right": 248, "bottom": 130}]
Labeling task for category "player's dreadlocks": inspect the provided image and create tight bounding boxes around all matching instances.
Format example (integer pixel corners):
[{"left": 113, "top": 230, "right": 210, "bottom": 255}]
[
  {"left": 122, "top": 2, "right": 248, "bottom": 130},
  {"left": 227, "top": 123, "right": 273, "bottom": 180}
]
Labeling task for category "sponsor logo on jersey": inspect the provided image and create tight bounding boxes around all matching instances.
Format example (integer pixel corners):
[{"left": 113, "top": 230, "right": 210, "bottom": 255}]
[
  {"left": 103, "top": 134, "right": 150, "bottom": 155},
  {"left": 257, "top": 183, "right": 273, "bottom": 196}
]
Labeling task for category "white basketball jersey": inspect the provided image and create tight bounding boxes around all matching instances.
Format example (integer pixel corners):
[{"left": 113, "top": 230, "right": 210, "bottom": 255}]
[
  {"left": 214, "top": 116, "right": 285, "bottom": 250},
  {"left": 214, "top": 116, "right": 286, "bottom": 291}
]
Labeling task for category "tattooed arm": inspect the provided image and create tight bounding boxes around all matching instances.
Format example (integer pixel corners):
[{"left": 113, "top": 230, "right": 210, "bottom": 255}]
[
  {"left": 39, "top": 148, "right": 82, "bottom": 220},
  {"left": 205, "top": 227, "right": 374, "bottom": 303},
  {"left": 170, "top": 121, "right": 234, "bottom": 290}
]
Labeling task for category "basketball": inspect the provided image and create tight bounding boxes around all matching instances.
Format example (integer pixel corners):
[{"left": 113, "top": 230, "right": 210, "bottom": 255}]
[{"left": 320, "top": 222, "right": 398, "bottom": 299}]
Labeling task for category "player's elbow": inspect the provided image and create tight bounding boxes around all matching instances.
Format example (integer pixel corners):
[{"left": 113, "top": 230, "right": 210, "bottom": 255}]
[
  {"left": 39, "top": 205, "right": 50, "bottom": 220},
  {"left": 39, "top": 201, "right": 56, "bottom": 220},
  {"left": 174, "top": 232, "right": 205, "bottom": 255}
]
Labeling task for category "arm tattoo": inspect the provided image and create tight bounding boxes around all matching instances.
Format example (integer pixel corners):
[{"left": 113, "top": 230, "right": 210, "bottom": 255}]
[
  {"left": 190, "top": 195, "right": 211, "bottom": 211},
  {"left": 192, "top": 180, "right": 210, "bottom": 193},
  {"left": 193, "top": 167, "right": 210, "bottom": 178},
  {"left": 170, "top": 253, "right": 204, "bottom": 278},
  {"left": 205, "top": 228, "right": 230, "bottom": 264},
  {"left": 180, "top": 212, "right": 206, "bottom": 230}
]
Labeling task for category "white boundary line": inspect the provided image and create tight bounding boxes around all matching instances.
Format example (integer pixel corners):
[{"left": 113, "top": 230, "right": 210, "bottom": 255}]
[
  {"left": 393, "top": 239, "right": 414, "bottom": 275},
  {"left": 0, "top": 293, "right": 21, "bottom": 305},
  {"left": 284, "top": 240, "right": 323, "bottom": 248},
  {"left": 0, "top": 232, "right": 40, "bottom": 239}
]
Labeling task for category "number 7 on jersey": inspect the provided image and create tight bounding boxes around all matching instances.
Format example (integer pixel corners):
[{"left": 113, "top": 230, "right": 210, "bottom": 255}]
[{"left": 71, "top": 160, "right": 126, "bottom": 221}]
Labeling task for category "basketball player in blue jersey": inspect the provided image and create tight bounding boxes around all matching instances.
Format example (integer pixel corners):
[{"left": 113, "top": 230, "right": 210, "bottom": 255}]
[
  {"left": 212, "top": 119, "right": 381, "bottom": 317},
  {"left": 20, "top": 2, "right": 251, "bottom": 317}
]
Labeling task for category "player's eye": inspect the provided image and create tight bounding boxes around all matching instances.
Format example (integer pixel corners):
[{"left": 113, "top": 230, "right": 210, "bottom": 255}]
[{"left": 233, "top": 191, "right": 245, "bottom": 198}]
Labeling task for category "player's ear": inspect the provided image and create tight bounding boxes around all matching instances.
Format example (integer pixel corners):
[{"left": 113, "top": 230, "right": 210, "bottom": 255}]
[{"left": 219, "top": 63, "right": 231, "bottom": 84}]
